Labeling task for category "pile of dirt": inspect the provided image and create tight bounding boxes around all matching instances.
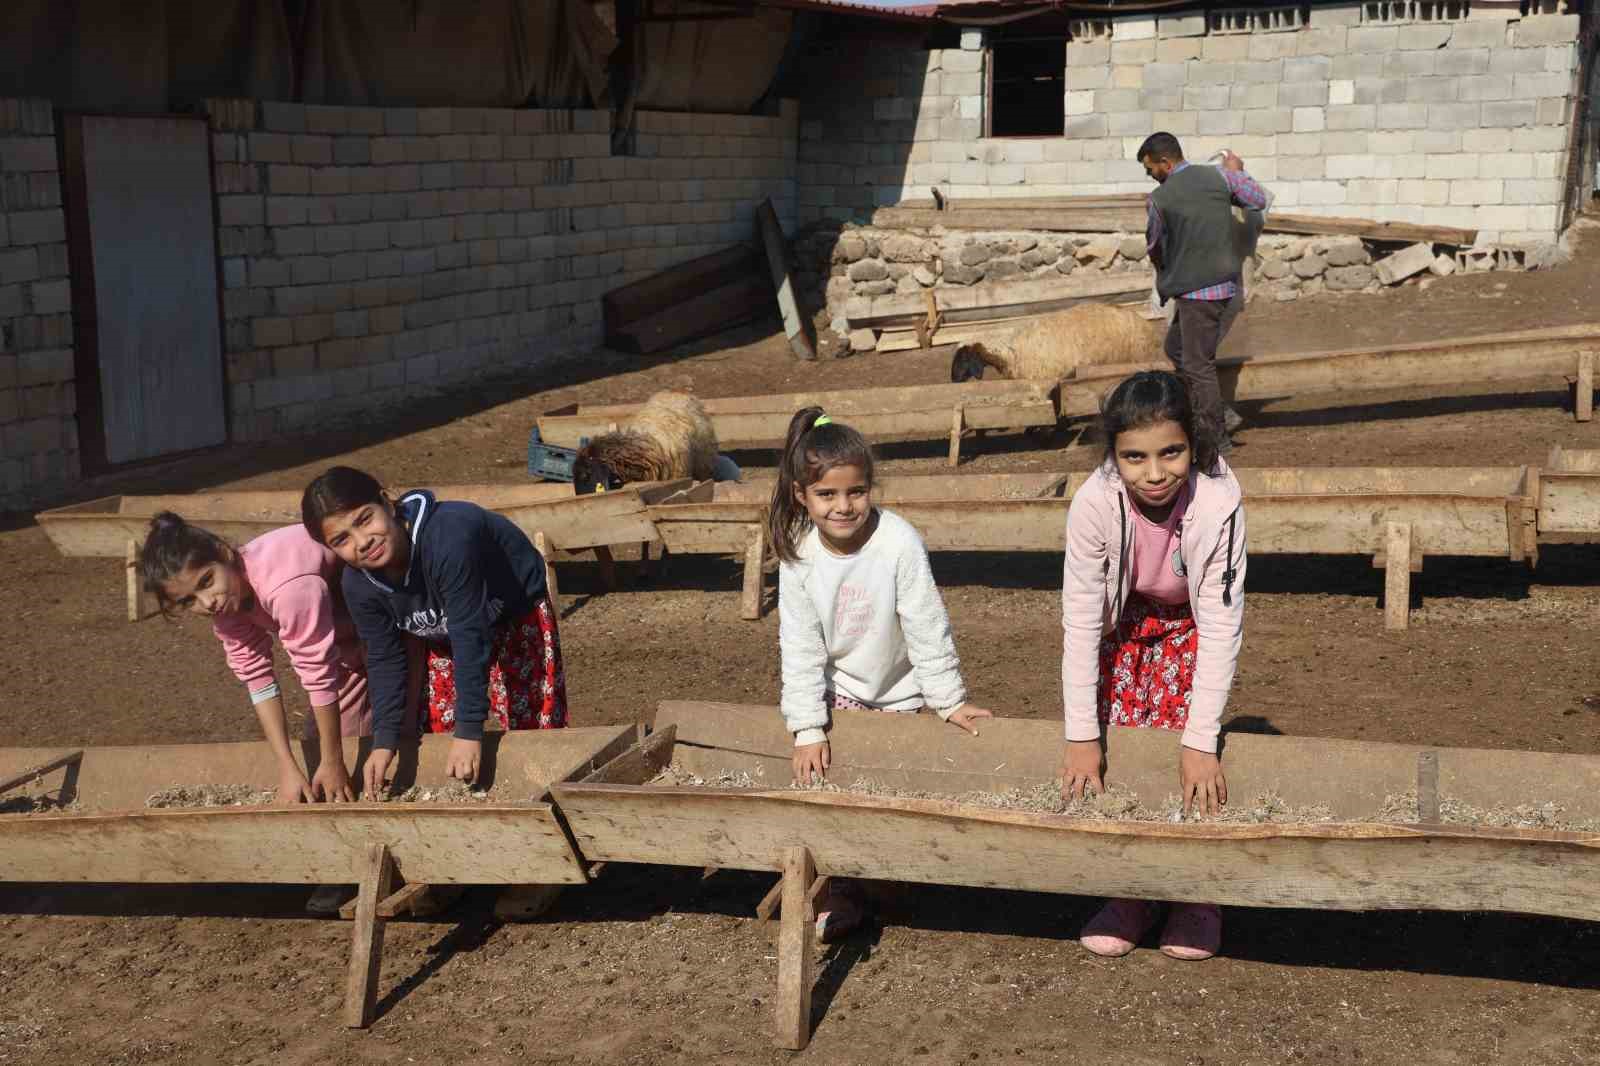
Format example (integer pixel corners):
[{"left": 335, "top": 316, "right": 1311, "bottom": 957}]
[
  {"left": 1376, "top": 788, "right": 1600, "bottom": 831},
  {"left": 146, "top": 784, "right": 276, "bottom": 808},
  {"left": 384, "top": 781, "right": 504, "bottom": 803}
]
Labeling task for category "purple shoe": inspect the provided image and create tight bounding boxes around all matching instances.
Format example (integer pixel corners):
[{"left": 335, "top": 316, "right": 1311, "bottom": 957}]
[
  {"left": 1159, "top": 903, "right": 1222, "bottom": 961},
  {"left": 1080, "top": 898, "right": 1158, "bottom": 958}
]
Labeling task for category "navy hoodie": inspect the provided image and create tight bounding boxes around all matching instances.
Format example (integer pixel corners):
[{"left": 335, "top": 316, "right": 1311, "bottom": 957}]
[{"left": 342, "top": 490, "right": 548, "bottom": 749}]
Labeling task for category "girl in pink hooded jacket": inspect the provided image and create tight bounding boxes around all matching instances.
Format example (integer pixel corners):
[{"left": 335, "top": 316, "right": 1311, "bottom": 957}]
[{"left": 1059, "top": 371, "right": 1246, "bottom": 962}]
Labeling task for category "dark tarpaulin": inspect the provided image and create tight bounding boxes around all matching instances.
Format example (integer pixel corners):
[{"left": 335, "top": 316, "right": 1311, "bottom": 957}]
[{"left": 628, "top": 0, "right": 791, "bottom": 112}]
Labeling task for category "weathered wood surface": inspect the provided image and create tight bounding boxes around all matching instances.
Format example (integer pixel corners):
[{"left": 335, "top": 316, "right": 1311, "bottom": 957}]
[
  {"left": 0, "top": 724, "right": 638, "bottom": 812},
  {"left": 1060, "top": 325, "right": 1600, "bottom": 418},
  {"left": 844, "top": 273, "right": 1152, "bottom": 330},
  {"left": 536, "top": 381, "right": 1057, "bottom": 450},
  {"left": 602, "top": 244, "right": 760, "bottom": 332},
  {"left": 1537, "top": 447, "right": 1600, "bottom": 535},
  {"left": 0, "top": 805, "right": 589, "bottom": 885},
  {"left": 758, "top": 198, "right": 816, "bottom": 360},
  {"left": 774, "top": 846, "right": 817, "bottom": 1050},
  {"left": 36, "top": 482, "right": 678, "bottom": 559},
  {"left": 345, "top": 844, "right": 395, "bottom": 1028},
  {"left": 648, "top": 701, "right": 1600, "bottom": 822}
]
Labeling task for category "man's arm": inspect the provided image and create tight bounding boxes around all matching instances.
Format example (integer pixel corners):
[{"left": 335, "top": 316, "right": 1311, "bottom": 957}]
[
  {"left": 1218, "top": 152, "right": 1269, "bottom": 211},
  {"left": 1146, "top": 194, "right": 1165, "bottom": 272}
]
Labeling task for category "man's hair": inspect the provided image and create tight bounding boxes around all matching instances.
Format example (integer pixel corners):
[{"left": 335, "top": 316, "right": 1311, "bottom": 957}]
[{"left": 1136, "top": 132, "right": 1183, "bottom": 163}]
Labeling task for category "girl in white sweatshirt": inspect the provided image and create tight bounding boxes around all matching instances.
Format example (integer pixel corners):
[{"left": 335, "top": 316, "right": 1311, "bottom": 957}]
[{"left": 771, "top": 406, "right": 996, "bottom": 940}]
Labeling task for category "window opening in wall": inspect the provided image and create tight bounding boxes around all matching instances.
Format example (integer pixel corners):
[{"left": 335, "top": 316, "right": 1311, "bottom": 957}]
[
  {"left": 1359, "top": 0, "right": 1472, "bottom": 22},
  {"left": 1067, "top": 19, "right": 1112, "bottom": 38},
  {"left": 1209, "top": 6, "right": 1307, "bottom": 32},
  {"left": 987, "top": 38, "right": 1066, "bottom": 137}
]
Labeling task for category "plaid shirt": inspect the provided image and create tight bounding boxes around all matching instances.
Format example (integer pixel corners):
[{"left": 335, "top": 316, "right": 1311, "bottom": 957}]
[{"left": 1146, "top": 162, "right": 1269, "bottom": 302}]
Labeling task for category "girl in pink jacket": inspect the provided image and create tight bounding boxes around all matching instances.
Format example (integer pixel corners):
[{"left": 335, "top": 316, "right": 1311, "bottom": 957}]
[
  {"left": 1059, "top": 371, "right": 1246, "bottom": 962},
  {"left": 139, "top": 513, "right": 372, "bottom": 806}
]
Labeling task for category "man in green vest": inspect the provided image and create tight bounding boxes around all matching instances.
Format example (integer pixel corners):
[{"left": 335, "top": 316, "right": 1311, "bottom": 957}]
[{"left": 1138, "top": 132, "right": 1269, "bottom": 453}]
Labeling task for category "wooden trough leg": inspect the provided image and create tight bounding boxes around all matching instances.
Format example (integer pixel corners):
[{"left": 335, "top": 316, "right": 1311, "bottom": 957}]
[
  {"left": 125, "top": 540, "right": 156, "bottom": 623},
  {"left": 1577, "top": 351, "right": 1595, "bottom": 423},
  {"left": 947, "top": 407, "right": 964, "bottom": 468},
  {"left": 741, "top": 525, "right": 766, "bottom": 621},
  {"left": 534, "top": 531, "right": 561, "bottom": 616},
  {"left": 1383, "top": 521, "right": 1413, "bottom": 632},
  {"left": 593, "top": 545, "right": 618, "bottom": 592},
  {"left": 774, "top": 845, "right": 817, "bottom": 1051},
  {"left": 344, "top": 843, "right": 396, "bottom": 1029}
]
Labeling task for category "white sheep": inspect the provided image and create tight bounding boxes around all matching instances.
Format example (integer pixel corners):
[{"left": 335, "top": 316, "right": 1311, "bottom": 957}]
[
  {"left": 949, "top": 302, "right": 1160, "bottom": 385},
  {"left": 575, "top": 389, "right": 722, "bottom": 488}
]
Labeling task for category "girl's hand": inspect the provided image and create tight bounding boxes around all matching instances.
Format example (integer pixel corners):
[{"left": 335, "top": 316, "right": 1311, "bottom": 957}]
[
  {"left": 363, "top": 747, "right": 395, "bottom": 799},
  {"left": 1060, "top": 740, "right": 1105, "bottom": 802},
  {"left": 793, "top": 741, "right": 830, "bottom": 785},
  {"left": 446, "top": 738, "right": 482, "bottom": 785},
  {"left": 311, "top": 758, "right": 357, "bottom": 803},
  {"left": 275, "top": 769, "right": 316, "bottom": 806},
  {"left": 1179, "top": 747, "right": 1227, "bottom": 816},
  {"left": 946, "top": 704, "right": 995, "bottom": 736}
]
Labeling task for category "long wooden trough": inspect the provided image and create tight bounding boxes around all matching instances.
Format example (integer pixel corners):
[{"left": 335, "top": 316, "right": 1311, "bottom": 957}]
[
  {"left": 554, "top": 700, "right": 1600, "bottom": 1049},
  {"left": 647, "top": 466, "right": 1546, "bottom": 628},
  {"left": 0, "top": 724, "right": 639, "bottom": 1027}
]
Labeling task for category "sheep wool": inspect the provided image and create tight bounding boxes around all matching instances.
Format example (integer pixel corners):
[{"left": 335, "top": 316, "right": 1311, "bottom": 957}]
[
  {"left": 578, "top": 389, "right": 719, "bottom": 484},
  {"left": 951, "top": 302, "right": 1160, "bottom": 385}
]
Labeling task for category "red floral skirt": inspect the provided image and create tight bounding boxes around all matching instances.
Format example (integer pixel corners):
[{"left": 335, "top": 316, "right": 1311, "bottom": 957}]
[
  {"left": 424, "top": 597, "right": 568, "bottom": 734},
  {"left": 1097, "top": 594, "right": 1196, "bottom": 732}
]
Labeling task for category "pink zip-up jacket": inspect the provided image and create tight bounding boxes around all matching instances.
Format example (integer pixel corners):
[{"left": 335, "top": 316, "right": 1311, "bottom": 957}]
[
  {"left": 212, "top": 525, "right": 364, "bottom": 711},
  {"left": 1061, "top": 458, "right": 1247, "bottom": 753}
]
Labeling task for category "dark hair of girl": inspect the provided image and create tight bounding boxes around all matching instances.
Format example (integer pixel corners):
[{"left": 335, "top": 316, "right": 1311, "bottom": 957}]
[
  {"left": 767, "top": 406, "right": 876, "bottom": 564},
  {"left": 301, "top": 466, "right": 386, "bottom": 544},
  {"left": 138, "top": 512, "right": 235, "bottom": 618},
  {"left": 1100, "top": 370, "right": 1219, "bottom": 475}
]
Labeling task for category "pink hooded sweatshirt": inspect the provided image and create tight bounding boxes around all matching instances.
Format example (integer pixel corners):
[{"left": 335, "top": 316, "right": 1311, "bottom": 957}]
[
  {"left": 211, "top": 525, "right": 371, "bottom": 739},
  {"left": 1061, "top": 458, "right": 1247, "bottom": 754}
]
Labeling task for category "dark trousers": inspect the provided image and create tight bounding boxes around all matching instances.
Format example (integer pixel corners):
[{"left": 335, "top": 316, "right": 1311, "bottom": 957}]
[{"left": 1162, "top": 291, "right": 1243, "bottom": 443}]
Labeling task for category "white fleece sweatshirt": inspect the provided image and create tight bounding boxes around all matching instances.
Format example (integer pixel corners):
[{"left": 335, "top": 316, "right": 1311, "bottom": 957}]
[{"left": 778, "top": 509, "right": 967, "bottom": 746}]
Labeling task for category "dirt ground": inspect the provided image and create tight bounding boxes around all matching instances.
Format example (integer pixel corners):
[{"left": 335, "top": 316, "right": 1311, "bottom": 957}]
[{"left": 3, "top": 222, "right": 1600, "bottom": 1064}]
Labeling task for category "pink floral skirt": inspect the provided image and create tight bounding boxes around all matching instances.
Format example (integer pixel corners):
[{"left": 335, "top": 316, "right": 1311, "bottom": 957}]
[{"left": 1097, "top": 594, "right": 1196, "bottom": 732}]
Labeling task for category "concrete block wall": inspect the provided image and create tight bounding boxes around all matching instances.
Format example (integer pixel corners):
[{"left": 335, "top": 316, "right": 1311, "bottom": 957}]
[
  {"left": 0, "top": 99, "right": 77, "bottom": 510},
  {"left": 796, "top": 7, "right": 1582, "bottom": 244},
  {"left": 213, "top": 100, "right": 798, "bottom": 441}
]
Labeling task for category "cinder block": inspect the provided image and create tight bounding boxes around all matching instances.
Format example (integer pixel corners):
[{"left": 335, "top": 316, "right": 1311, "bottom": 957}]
[
  {"left": 1150, "top": 110, "right": 1199, "bottom": 135},
  {"left": 1407, "top": 77, "right": 1461, "bottom": 103},
  {"left": 1249, "top": 33, "right": 1301, "bottom": 61},
  {"left": 1283, "top": 56, "right": 1331, "bottom": 83},
  {"left": 1112, "top": 15, "right": 1156, "bottom": 40},
  {"left": 1109, "top": 110, "right": 1156, "bottom": 136},
  {"left": 1399, "top": 24, "right": 1452, "bottom": 51},
  {"left": 1428, "top": 102, "right": 1482, "bottom": 129},
  {"left": 1298, "top": 180, "right": 1347, "bottom": 205},
  {"left": 1237, "top": 60, "right": 1283, "bottom": 85},
  {"left": 7, "top": 209, "right": 64, "bottom": 245},
  {"left": 1143, "top": 62, "right": 1186, "bottom": 90},
  {"left": 252, "top": 317, "right": 294, "bottom": 348},
  {"left": 1537, "top": 96, "right": 1570, "bottom": 125},
  {"left": 1354, "top": 79, "right": 1406, "bottom": 106},
  {"left": 1067, "top": 64, "right": 1111, "bottom": 90},
  {"left": 1110, "top": 41, "right": 1156, "bottom": 65},
  {"left": 261, "top": 102, "right": 306, "bottom": 133},
  {"left": 1157, "top": 38, "right": 1203, "bottom": 61},
  {"left": 1308, "top": 2, "right": 1361, "bottom": 27},
  {"left": 1331, "top": 53, "right": 1385, "bottom": 81},
  {"left": 1436, "top": 48, "right": 1491, "bottom": 77},
  {"left": 1245, "top": 108, "right": 1294, "bottom": 134},
  {"left": 1230, "top": 83, "right": 1278, "bottom": 110},
  {"left": 1489, "top": 47, "right": 1549, "bottom": 74},
  {"left": 1481, "top": 99, "right": 1537, "bottom": 127},
  {"left": 1459, "top": 74, "right": 1515, "bottom": 101},
  {"left": 1297, "top": 27, "right": 1348, "bottom": 56},
  {"left": 1067, "top": 40, "right": 1111, "bottom": 67},
  {"left": 1326, "top": 154, "right": 1376, "bottom": 179},
  {"left": 1424, "top": 153, "right": 1479, "bottom": 179},
  {"left": 219, "top": 195, "right": 265, "bottom": 227},
  {"left": 1451, "top": 20, "right": 1510, "bottom": 49},
  {"left": 1511, "top": 125, "right": 1569, "bottom": 151},
  {"left": 1066, "top": 90, "right": 1096, "bottom": 117},
  {"left": 1545, "top": 43, "right": 1578, "bottom": 73},
  {"left": 1371, "top": 130, "right": 1415, "bottom": 153},
  {"left": 266, "top": 196, "right": 308, "bottom": 227},
  {"left": 1417, "top": 130, "right": 1463, "bottom": 153},
  {"left": 1065, "top": 115, "right": 1109, "bottom": 138},
  {"left": 1466, "top": 127, "right": 1516, "bottom": 154},
  {"left": 1157, "top": 13, "right": 1205, "bottom": 37},
  {"left": 1514, "top": 73, "right": 1574, "bottom": 99},
  {"left": 1201, "top": 35, "right": 1250, "bottom": 62},
  {"left": 1348, "top": 26, "right": 1399, "bottom": 53},
  {"left": 1186, "top": 62, "right": 1236, "bottom": 86},
  {"left": 1511, "top": 14, "right": 1580, "bottom": 48},
  {"left": 1327, "top": 105, "right": 1376, "bottom": 131},
  {"left": 290, "top": 135, "right": 334, "bottom": 166},
  {"left": 1448, "top": 178, "right": 1504, "bottom": 205},
  {"left": 1503, "top": 179, "right": 1564, "bottom": 204},
  {"left": 1329, "top": 80, "right": 1354, "bottom": 106},
  {"left": 1292, "top": 107, "right": 1326, "bottom": 133},
  {"left": 1322, "top": 131, "right": 1370, "bottom": 154},
  {"left": 1279, "top": 81, "right": 1330, "bottom": 108},
  {"left": 334, "top": 137, "right": 371, "bottom": 166},
  {"left": 1184, "top": 85, "right": 1232, "bottom": 110},
  {"left": 943, "top": 49, "right": 983, "bottom": 73},
  {"left": 1141, "top": 88, "right": 1184, "bottom": 111}
]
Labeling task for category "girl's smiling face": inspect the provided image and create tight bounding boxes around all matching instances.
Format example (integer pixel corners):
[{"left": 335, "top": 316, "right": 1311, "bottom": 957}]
[
  {"left": 796, "top": 463, "right": 873, "bottom": 553},
  {"left": 319, "top": 500, "right": 407, "bottom": 573},
  {"left": 1113, "top": 419, "right": 1193, "bottom": 518},
  {"left": 162, "top": 557, "right": 249, "bottom": 617}
]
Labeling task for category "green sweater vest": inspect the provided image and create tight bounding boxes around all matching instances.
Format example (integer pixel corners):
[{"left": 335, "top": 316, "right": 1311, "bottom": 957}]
[{"left": 1149, "top": 164, "right": 1241, "bottom": 301}]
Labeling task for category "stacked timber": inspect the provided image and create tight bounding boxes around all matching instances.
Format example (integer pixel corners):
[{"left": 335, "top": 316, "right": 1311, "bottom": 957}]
[{"left": 602, "top": 245, "right": 771, "bottom": 354}]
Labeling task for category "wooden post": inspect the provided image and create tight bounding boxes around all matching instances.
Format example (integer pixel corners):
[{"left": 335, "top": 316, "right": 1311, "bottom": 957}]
[
  {"left": 1577, "top": 351, "right": 1594, "bottom": 422},
  {"left": 773, "top": 845, "right": 817, "bottom": 1051},
  {"left": 593, "top": 545, "right": 618, "bottom": 592},
  {"left": 344, "top": 843, "right": 396, "bottom": 1029},
  {"left": 533, "top": 531, "right": 561, "bottom": 616},
  {"left": 740, "top": 525, "right": 767, "bottom": 621},
  {"left": 124, "top": 540, "right": 155, "bottom": 622},
  {"left": 1383, "top": 521, "right": 1412, "bottom": 632},
  {"left": 947, "top": 407, "right": 964, "bottom": 467}
]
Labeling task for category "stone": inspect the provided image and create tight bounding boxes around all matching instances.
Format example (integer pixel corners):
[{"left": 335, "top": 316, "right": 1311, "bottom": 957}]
[
  {"left": 830, "top": 315, "right": 849, "bottom": 337},
  {"left": 849, "top": 328, "right": 877, "bottom": 352},
  {"left": 1275, "top": 289, "right": 1300, "bottom": 302},
  {"left": 896, "top": 275, "right": 923, "bottom": 295},
  {"left": 1374, "top": 242, "right": 1436, "bottom": 284},
  {"left": 1430, "top": 254, "right": 1457, "bottom": 277},
  {"left": 825, "top": 276, "right": 853, "bottom": 307},
  {"left": 1075, "top": 236, "right": 1120, "bottom": 264},
  {"left": 837, "top": 235, "right": 867, "bottom": 263},
  {"left": 1019, "top": 249, "right": 1049, "bottom": 270},
  {"left": 847, "top": 259, "right": 888, "bottom": 282},
  {"left": 883, "top": 235, "right": 930, "bottom": 263},
  {"left": 944, "top": 262, "right": 985, "bottom": 285},
  {"left": 1281, "top": 239, "right": 1307, "bottom": 262},
  {"left": 1292, "top": 253, "right": 1327, "bottom": 279},
  {"left": 855, "top": 279, "right": 896, "bottom": 296},
  {"left": 959, "top": 243, "right": 993, "bottom": 266},
  {"left": 1324, "top": 264, "right": 1376, "bottom": 291},
  {"left": 1418, "top": 278, "right": 1435, "bottom": 292},
  {"left": 1056, "top": 257, "right": 1077, "bottom": 275},
  {"left": 998, "top": 234, "right": 1039, "bottom": 255},
  {"left": 1259, "top": 258, "right": 1291, "bottom": 280},
  {"left": 985, "top": 259, "right": 1022, "bottom": 280},
  {"left": 1322, "top": 237, "right": 1369, "bottom": 267},
  {"left": 913, "top": 265, "right": 937, "bottom": 286},
  {"left": 886, "top": 263, "right": 910, "bottom": 280},
  {"left": 1118, "top": 237, "right": 1148, "bottom": 261}
]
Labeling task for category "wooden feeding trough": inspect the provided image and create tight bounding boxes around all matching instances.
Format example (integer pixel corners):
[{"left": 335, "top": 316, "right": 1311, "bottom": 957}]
[
  {"left": 36, "top": 480, "right": 688, "bottom": 621},
  {"left": 1060, "top": 324, "right": 1600, "bottom": 423},
  {"left": 534, "top": 380, "right": 1057, "bottom": 466},
  {"left": 0, "top": 724, "right": 640, "bottom": 1028},
  {"left": 553, "top": 701, "right": 1600, "bottom": 1050},
  {"left": 647, "top": 466, "right": 1542, "bottom": 629}
]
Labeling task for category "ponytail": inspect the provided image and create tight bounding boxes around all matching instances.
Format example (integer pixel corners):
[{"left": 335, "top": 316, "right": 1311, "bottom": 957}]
[
  {"left": 767, "top": 406, "right": 875, "bottom": 563},
  {"left": 137, "top": 512, "right": 235, "bottom": 618}
]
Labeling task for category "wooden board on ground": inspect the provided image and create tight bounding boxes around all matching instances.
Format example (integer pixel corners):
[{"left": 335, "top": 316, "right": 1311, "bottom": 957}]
[
  {"left": 535, "top": 381, "right": 1057, "bottom": 451},
  {"left": 757, "top": 198, "right": 816, "bottom": 360},
  {"left": 1059, "top": 325, "right": 1600, "bottom": 420},
  {"left": 602, "top": 244, "right": 769, "bottom": 354}
]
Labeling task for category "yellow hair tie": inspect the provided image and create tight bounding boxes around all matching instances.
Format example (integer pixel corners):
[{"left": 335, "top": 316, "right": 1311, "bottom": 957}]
[{"left": 812, "top": 415, "right": 833, "bottom": 427}]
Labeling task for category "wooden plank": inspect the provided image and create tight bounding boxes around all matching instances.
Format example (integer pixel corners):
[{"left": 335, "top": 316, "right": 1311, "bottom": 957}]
[
  {"left": 758, "top": 199, "right": 816, "bottom": 360},
  {"left": 0, "top": 806, "right": 589, "bottom": 885},
  {"left": 0, "top": 750, "right": 83, "bottom": 796},
  {"left": 740, "top": 525, "right": 767, "bottom": 621},
  {"left": 1060, "top": 326, "right": 1600, "bottom": 419},
  {"left": 124, "top": 540, "right": 154, "bottom": 622},
  {"left": 1578, "top": 350, "right": 1595, "bottom": 422},
  {"left": 755, "top": 876, "right": 783, "bottom": 922},
  {"left": 947, "top": 407, "right": 963, "bottom": 467},
  {"left": 1538, "top": 472, "right": 1600, "bottom": 535},
  {"left": 0, "top": 724, "right": 637, "bottom": 813},
  {"left": 648, "top": 701, "right": 1600, "bottom": 822},
  {"left": 554, "top": 783, "right": 1600, "bottom": 922},
  {"left": 578, "top": 725, "right": 678, "bottom": 786},
  {"left": 1263, "top": 211, "right": 1478, "bottom": 246},
  {"left": 565, "top": 379, "right": 1047, "bottom": 419},
  {"left": 845, "top": 273, "right": 1152, "bottom": 330},
  {"left": 344, "top": 843, "right": 395, "bottom": 1028},
  {"left": 602, "top": 244, "right": 761, "bottom": 331},
  {"left": 611, "top": 275, "right": 773, "bottom": 355},
  {"left": 1383, "top": 521, "right": 1414, "bottom": 631},
  {"left": 774, "top": 845, "right": 816, "bottom": 1051},
  {"left": 337, "top": 880, "right": 433, "bottom": 921}
]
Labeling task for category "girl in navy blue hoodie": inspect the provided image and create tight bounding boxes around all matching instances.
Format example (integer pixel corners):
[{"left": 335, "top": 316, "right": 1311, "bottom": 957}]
[{"left": 302, "top": 466, "right": 567, "bottom": 795}]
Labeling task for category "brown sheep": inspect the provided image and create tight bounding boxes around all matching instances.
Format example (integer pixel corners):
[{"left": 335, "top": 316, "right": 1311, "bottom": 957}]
[
  {"left": 575, "top": 389, "right": 719, "bottom": 488},
  {"left": 950, "top": 302, "right": 1160, "bottom": 386}
]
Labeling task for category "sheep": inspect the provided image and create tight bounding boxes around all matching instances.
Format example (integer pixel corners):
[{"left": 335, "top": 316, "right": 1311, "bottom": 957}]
[
  {"left": 574, "top": 389, "right": 721, "bottom": 489},
  {"left": 949, "top": 302, "right": 1160, "bottom": 386}
]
